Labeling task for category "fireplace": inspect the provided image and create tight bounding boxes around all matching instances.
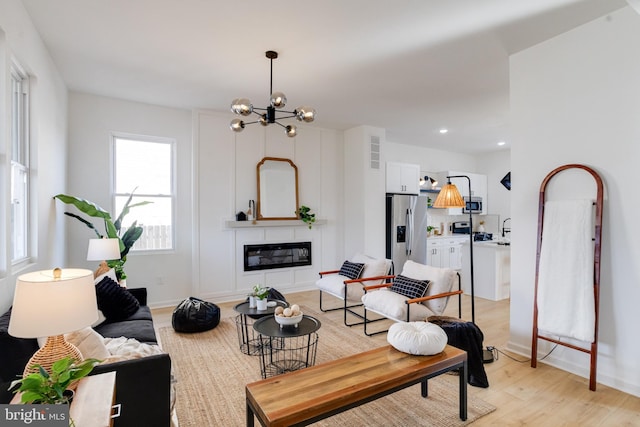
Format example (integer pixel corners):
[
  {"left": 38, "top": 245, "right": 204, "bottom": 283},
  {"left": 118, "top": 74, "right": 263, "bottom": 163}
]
[{"left": 244, "top": 242, "right": 312, "bottom": 271}]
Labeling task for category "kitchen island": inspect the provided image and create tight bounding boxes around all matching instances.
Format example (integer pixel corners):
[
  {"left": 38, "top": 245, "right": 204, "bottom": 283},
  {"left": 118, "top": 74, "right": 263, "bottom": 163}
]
[{"left": 461, "top": 240, "right": 510, "bottom": 301}]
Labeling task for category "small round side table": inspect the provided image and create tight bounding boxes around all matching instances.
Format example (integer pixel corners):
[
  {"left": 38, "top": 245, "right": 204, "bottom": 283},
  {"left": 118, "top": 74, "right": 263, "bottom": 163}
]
[
  {"left": 253, "top": 315, "right": 321, "bottom": 379},
  {"left": 233, "top": 299, "right": 288, "bottom": 355}
]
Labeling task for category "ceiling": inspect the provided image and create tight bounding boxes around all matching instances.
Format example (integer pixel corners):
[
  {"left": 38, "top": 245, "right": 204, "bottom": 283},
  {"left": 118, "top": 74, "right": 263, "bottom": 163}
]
[{"left": 21, "top": 0, "right": 627, "bottom": 154}]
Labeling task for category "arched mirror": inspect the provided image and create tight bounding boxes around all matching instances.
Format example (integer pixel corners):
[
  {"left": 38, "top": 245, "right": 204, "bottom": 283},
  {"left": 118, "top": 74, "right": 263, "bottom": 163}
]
[{"left": 257, "top": 157, "right": 299, "bottom": 220}]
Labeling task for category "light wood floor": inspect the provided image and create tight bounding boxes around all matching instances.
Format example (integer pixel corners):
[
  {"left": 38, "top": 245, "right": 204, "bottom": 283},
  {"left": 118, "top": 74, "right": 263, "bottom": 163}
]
[{"left": 152, "top": 291, "right": 640, "bottom": 426}]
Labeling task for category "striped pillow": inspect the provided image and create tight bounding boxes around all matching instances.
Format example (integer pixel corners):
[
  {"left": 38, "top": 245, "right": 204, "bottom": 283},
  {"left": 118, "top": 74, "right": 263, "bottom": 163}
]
[
  {"left": 391, "top": 275, "right": 430, "bottom": 300},
  {"left": 339, "top": 261, "right": 365, "bottom": 280},
  {"left": 95, "top": 277, "right": 140, "bottom": 321}
]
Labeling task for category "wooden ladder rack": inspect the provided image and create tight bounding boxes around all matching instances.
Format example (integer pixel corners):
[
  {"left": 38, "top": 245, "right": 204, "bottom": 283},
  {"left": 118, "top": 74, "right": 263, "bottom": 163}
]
[{"left": 531, "top": 164, "right": 604, "bottom": 391}]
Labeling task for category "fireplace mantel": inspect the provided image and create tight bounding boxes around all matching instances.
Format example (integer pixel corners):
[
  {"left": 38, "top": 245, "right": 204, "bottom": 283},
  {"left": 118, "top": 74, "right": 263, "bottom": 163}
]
[{"left": 225, "top": 219, "right": 327, "bottom": 229}]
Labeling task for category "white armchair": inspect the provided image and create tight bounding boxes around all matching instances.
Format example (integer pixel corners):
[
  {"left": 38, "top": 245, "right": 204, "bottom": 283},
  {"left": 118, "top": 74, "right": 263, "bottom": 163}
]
[
  {"left": 316, "top": 253, "right": 393, "bottom": 326},
  {"left": 359, "top": 260, "right": 462, "bottom": 336}
]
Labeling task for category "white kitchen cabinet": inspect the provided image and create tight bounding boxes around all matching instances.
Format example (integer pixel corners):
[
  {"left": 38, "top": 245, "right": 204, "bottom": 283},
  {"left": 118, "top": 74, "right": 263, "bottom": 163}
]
[
  {"left": 461, "top": 242, "right": 510, "bottom": 301},
  {"left": 426, "top": 236, "right": 466, "bottom": 269},
  {"left": 386, "top": 162, "right": 420, "bottom": 194}
]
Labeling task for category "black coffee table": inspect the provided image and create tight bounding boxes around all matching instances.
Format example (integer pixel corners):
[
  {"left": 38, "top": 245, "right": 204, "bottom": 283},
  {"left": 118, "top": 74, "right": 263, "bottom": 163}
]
[
  {"left": 233, "top": 299, "right": 288, "bottom": 355},
  {"left": 253, "top": 315, "right": 321, "bottom": 378}
]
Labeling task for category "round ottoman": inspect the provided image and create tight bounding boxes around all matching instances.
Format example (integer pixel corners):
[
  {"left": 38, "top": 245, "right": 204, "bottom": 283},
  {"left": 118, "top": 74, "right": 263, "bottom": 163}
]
[
  {"left": 387, "top": 321, "right": 448, "bottom": 355},
  {"left": 172, "top": 297, "right": 220, "bottom": 333}
]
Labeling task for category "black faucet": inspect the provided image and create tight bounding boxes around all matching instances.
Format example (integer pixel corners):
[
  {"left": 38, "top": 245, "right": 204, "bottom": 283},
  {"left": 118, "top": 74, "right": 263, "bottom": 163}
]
[{"left": 502, "top": 218, "right": 511, "bottom": 238}]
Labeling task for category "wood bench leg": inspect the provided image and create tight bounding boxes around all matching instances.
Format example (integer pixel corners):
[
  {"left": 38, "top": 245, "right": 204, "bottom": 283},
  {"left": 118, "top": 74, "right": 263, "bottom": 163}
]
[
  {"left": 459, "top": 360, "right": 468, "bottom": 421},
  {"left": 421, "top": 379, "right": 428, "bottom": 397},
  {"left": 247, "top": 400, "right": 255, "bottom": 427}
]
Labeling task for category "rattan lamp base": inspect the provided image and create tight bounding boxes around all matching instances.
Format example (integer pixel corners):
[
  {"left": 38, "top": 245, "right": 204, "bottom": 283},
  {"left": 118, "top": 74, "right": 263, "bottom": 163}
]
[{"left": 24, "top": 335, "right": 84, "bottom": 379}]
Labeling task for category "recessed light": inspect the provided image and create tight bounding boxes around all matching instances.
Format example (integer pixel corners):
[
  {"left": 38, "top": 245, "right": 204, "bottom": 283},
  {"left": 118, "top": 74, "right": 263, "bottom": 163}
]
[
  {"left": 439, "top": 128, "right": 448, "bottom": 134},
  {"left": 497, "top": 141, "right": 506, "bottom": 146}
]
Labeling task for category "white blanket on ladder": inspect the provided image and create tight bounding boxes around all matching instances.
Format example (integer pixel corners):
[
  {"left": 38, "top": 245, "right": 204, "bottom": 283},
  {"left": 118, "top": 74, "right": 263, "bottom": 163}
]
[{"left": 538, "top": 199, "right": 595, "bottom": 342}]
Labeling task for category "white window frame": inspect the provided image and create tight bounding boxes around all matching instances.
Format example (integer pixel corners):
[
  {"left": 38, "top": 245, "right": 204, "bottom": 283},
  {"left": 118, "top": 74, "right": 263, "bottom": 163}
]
[
  {"left": 10, "top": 61, "right": 31, "bottom": 266},
  {"left": 111, "top": 132, "right": 176, "bottom": 253}
]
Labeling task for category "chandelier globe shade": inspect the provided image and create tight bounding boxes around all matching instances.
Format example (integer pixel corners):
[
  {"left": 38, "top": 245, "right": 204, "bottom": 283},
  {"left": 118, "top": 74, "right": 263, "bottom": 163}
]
[{"left": 229, "top": 50, "right": 315, "bottom": 137}]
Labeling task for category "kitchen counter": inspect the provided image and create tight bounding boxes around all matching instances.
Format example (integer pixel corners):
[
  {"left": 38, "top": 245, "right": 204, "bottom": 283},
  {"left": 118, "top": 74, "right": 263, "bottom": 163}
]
[{"left": 461, "top": 240, "right": 510, "bottom": 301}]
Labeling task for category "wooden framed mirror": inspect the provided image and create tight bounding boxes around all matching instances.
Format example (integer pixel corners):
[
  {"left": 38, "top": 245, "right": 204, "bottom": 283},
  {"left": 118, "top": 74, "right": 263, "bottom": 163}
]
[{"left": 257, "top": 157, "right": 299, "bottom": 220}]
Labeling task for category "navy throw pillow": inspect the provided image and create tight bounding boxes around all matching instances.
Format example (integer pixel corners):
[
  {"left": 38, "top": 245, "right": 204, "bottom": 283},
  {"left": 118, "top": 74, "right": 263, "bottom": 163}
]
[
  {"left": 95, "top": 277, "right": 140, "bottom": 321},
  {"left": 339, "top": 261, "right": 365, "bottom": 280},
  {"left": 391, "top": 275, "right": 431, "bottom": 299}
]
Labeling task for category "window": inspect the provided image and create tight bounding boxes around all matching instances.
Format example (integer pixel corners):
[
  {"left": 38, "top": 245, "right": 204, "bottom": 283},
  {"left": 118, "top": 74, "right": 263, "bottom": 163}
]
[
  {"left": 113, "top": 134, "right": 174, "bottom": 251},
  {"left": 11, "top": 63, "right": 30, "bottom": 264}
]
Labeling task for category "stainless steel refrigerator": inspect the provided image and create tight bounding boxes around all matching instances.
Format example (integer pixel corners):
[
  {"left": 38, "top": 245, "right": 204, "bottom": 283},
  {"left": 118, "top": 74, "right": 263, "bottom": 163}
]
[{"left": 385, "top": 193, "right": 429, "bottom": 272}]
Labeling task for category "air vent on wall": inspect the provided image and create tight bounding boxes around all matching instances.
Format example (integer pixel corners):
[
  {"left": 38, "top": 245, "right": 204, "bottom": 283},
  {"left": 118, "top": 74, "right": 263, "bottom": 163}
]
[{"left": 370, "top": 135, "right": 380, "bottom": 169}]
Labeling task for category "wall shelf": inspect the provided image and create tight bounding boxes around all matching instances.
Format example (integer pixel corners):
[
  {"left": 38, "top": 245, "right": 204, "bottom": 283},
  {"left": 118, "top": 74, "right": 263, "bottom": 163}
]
[{"left": 225, "top": 219, "right": 327, "bottom": 228}]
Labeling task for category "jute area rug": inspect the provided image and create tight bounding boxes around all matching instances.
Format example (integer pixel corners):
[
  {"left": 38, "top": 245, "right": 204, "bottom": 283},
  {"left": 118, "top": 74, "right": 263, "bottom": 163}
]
[{"left": 158, "top": 306, "right": 495, "bottom": 426}]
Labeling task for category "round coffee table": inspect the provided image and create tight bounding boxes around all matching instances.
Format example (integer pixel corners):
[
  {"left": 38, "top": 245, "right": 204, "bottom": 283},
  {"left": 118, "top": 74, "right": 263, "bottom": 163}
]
[
  {"left": 253, "top": 315, "right": 321, "bottom": 378},
  {"left": 233, "top": 299, "right": 288, "bottom": 355}
]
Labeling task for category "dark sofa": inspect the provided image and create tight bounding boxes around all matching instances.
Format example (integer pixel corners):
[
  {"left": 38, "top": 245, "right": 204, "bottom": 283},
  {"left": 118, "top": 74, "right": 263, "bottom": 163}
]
[{"left": 0, "top": 288, "right": 172, "bottom": 427}]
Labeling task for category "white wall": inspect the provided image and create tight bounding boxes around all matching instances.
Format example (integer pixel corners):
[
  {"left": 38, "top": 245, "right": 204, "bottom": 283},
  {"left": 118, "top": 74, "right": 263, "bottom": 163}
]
[
  {"left": 194, "top": 110, "right": 343, "bottom": 301},
  {"left": 67, "top": 93, "right": 193, "bottom": 307},
  {"left": 477, "top": 149, "right": 511, "bottom": 223},
  {"left": 0, "top": 1, "right": 69, "bottom": 312},
  {"left": 509, "top": 6, "right": 640, "bottom": 396}
]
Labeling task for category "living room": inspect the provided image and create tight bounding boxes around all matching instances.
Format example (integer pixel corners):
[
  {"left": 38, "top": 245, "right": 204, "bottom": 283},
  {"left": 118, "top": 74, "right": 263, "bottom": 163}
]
[{"left": 1, "top": 0, "right": 640, "bottom": 425}]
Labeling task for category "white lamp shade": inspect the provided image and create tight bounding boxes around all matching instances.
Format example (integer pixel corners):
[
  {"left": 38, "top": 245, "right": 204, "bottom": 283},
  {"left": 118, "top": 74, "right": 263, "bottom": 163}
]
[
  {"left": 8, "top": 269, "right": 98, "bottom": 338},
  {"left": 87, "top": 238, "right": 121, "bottom": 261}
]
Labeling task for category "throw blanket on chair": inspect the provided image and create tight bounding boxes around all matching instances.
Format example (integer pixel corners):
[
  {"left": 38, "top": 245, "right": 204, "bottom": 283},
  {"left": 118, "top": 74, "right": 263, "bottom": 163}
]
[
  {"left": 428, "top": 317, "right": 489, "bottom": 388},
  {"left": 538, "top": 199, "right": 595, "bottom": 342}
]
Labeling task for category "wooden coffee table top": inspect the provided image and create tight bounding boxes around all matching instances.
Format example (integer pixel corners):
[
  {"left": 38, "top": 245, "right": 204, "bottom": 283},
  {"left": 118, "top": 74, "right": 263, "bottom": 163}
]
[{"left": 246, "top": 344, "right": 466, "bottom": 426}]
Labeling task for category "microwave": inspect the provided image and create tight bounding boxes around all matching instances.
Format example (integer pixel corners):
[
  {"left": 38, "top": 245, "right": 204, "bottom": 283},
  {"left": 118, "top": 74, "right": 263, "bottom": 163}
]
[{"left": 463, "top": 196, "right": 482, "bottom": 214}]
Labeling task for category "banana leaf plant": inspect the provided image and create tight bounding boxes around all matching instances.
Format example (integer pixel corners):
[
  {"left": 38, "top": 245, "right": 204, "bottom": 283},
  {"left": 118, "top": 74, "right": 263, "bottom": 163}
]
[{"left": 54, "top": 190, "right": 152, "bottom": 281}]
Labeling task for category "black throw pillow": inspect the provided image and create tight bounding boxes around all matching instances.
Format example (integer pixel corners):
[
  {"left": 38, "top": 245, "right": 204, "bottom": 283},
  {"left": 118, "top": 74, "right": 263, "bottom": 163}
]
[
  {"left": 95, "top": 277, "right": 140, "bottom": 321},
  {"left": 391, "top": 275, "right": 431, "bottom": 299},
  {"left": 339, "top": 260, "right": 365, "bottom": 280}
]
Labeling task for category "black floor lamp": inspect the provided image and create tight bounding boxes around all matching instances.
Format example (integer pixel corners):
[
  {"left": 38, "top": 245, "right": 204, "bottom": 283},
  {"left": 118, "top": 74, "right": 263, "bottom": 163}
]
[{"left": 432, "top": 175, "right": 476, "bottom": 324}]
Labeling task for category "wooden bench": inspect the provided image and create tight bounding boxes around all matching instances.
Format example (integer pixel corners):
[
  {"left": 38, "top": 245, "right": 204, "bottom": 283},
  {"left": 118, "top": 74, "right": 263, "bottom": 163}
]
[{"left": 246, "top": 344, "right": 467, "bottom": 426}]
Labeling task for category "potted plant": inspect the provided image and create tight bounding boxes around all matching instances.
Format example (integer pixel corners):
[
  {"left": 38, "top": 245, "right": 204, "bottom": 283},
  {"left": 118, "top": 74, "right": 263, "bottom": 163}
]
[
  {"left": 10, "top": 357, "right": 101, "bottom": 405},
  {"left": 54, "top": 189, "right": 152, "bottom": 283},
  {"left": 296, "top": 205, "right": 316, "bottom": 229},
  {"left": 253, "top": 285, "right": 270, "bottom": 311}
]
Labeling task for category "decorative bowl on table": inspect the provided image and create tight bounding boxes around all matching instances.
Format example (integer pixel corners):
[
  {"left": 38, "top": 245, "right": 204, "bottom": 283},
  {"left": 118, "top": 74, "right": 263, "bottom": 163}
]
[{"left": 274, "top": 312, "right": 303, "bottom": 328}]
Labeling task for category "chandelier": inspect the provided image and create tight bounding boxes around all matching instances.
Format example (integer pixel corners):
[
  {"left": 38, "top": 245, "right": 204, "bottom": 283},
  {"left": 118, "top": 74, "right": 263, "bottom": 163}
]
[{"left": 230, "top": 50, "right": 316, "bottom": 137}]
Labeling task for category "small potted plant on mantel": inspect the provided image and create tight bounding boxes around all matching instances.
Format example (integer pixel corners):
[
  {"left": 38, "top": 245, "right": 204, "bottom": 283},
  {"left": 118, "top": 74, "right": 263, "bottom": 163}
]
[{"left": 253, "top": 285, "right": 270, "bottom": 311}]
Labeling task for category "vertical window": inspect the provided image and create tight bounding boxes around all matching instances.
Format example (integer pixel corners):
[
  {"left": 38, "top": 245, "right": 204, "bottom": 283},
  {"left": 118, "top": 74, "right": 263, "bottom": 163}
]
[
  {"left": 11, "top": 64, "right": 30, "bottom": 264},
  {"left": 113, "top": 135, "right": 174, "bottom": 251}
]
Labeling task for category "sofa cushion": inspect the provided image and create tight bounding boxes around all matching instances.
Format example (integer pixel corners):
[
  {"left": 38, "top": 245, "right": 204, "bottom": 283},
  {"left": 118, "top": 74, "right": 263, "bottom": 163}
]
[
  {"left": 95, "top": 276, "right": 140, "bottom": 321},
  {"left": 94, "top": 319, "right": 157, "bottom": 344},
  {"left": 66, "top": 327, "right": 111, "bottom": 360},
  {"left": 0, "top": 308, "right": 39, "bottom": 384},
  {"left": 352, "top": 253, "right": 391, "bottom": 285},
  {"left": 361, "top": 288, "right": 435, "bottom": 321},
  {"left": 316, "top": 274, "right": 364, "bottom": 302},
  {"left": 400, "top": 261, "right": 456, "bottom": 315}
]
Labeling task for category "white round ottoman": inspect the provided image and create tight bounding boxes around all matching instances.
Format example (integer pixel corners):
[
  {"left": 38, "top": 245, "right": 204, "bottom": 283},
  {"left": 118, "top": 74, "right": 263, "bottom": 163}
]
[{"left": 387, "top": 321, "right": 448, "bottom": 355}]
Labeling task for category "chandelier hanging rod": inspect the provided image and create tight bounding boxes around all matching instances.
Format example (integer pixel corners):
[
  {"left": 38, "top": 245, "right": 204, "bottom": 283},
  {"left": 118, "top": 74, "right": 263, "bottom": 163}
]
[{"left": 229, "top": 50, "right": 316, "bottom": 138}]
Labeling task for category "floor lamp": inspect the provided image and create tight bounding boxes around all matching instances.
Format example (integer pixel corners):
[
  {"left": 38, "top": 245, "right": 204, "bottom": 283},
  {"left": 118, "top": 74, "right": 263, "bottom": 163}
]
[{"left": 432, "top": 175, "right": 476, "bottom": 325}]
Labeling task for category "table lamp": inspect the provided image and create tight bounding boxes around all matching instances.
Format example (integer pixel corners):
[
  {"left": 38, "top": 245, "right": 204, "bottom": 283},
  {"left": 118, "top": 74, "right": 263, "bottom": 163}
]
[
  {"left": 8, "top": 268, "right": 98, "bottom": 377},
  {"left": 87, "top": 237, "right": 121, "bottom": 278}
]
